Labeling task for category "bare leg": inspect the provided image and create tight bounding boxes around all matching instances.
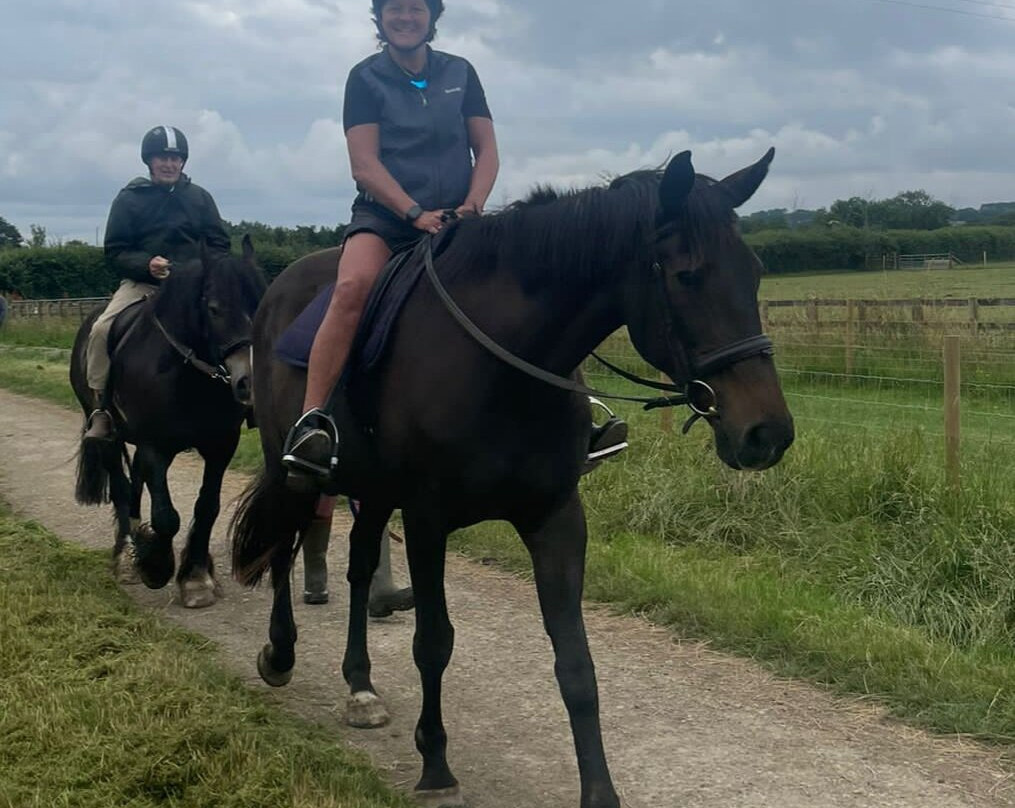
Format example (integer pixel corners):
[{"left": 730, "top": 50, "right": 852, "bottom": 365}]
[{"left": 302, "top": 234, "right": 391, "bottom": 411}]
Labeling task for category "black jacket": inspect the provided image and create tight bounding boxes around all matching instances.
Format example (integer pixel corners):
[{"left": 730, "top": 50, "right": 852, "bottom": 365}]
[{"left": 103, "top": 174, "right": 231, "bottom": 283}]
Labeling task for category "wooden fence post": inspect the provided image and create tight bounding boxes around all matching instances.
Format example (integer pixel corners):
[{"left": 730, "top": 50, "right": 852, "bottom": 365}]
[
  {"left": 760, "top": 300, "right": 769, "bottom": 329},
  {"left": 806, "top": 299, "right": 818, "bottom": 330},
  {"left": 845, "top": 299, "right": 855, "bottom": 376},
  {"left": 943, "top": 335, "right": 961, "bottom": 492}
]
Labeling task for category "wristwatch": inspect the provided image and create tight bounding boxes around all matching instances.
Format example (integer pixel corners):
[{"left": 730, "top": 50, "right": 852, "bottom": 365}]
[{"left": 405, "top": 204, "right": 423, "bottom": 222}]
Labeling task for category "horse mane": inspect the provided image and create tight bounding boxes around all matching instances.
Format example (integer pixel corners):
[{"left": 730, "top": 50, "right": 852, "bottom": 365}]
[
  {"left": 152, "top": 261, "right": 206, "bottom": 342},
  {"left": 443, "top": 169, "right": 736, "bottom": 291},
  {"left": 151, "top": 252, "right": 267, "bottom": 342}
]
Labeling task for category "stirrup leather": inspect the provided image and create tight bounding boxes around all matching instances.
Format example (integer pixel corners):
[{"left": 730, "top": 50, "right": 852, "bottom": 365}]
[{"left": 282, "top": 408, "right": 340, "bottom": 478}]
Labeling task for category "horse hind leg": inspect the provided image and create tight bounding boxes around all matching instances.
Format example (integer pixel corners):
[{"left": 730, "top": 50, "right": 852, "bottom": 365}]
[
  {"left": 517, "top": 492, "right": 620, "bottom": 808},
  {"left": 342, "top": 500, "right": 393, "bottom": 729},
  {"left": 258, "top": 543, "right": 298, "bottom": 687}
]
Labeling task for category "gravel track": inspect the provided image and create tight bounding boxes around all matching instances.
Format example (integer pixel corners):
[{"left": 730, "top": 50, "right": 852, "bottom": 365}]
[{"left": 1, "top": 386, "right": 1013, "bottom": 808}]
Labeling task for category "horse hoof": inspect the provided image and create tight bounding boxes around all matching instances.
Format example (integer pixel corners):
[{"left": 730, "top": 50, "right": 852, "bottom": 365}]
[
  {"left": 113, "top": 546, "right": 141, "bottom": 585},
  {"left": 180, "top": 574, "right": 218, "bottom": 609},
  {"left": 346, "top": 690, "right": 390, "bottom": 728},
  {"left": 303, "top": 590, "right": 329, "bottom": 605},
  {"left": 257, "top": 644, "right": 293, "bottom": 687},
  {"left": 368, "top": 586, "right": 414, "bottom": 618},
  {"left": 132, "top": 524, "right": 175, "bottom": 590},
  {"left": 413, "top": 786, "right": 465, "bottom": 808}
]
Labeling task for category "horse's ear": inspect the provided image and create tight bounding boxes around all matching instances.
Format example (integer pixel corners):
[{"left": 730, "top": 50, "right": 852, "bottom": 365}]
[
  {"left": 718, "top": 147, "right": 775, "bottom": 209},
  {"left": 658, "top": 151, "right": 696, "bottom": 222},
  {"left": 242, "top": 234, "right": 255, "bottom": 264}
]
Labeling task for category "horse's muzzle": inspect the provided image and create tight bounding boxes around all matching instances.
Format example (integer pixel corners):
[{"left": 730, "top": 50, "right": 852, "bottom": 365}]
[
  {"left": 224, "top": 349, "right": 253, "bottom": 405},
  {"left": 718, "top": 415, "right": 795, "bottom": 471}
]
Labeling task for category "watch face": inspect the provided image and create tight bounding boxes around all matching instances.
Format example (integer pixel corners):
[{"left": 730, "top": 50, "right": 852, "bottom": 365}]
[{"left": 407, "top": 204, "right": 423, "bottom": 221}]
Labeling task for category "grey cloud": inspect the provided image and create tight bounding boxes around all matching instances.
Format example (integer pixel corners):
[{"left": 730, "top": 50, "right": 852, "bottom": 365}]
[{"left": 2, "top": 0, "right": 1014, "bottom": 242}]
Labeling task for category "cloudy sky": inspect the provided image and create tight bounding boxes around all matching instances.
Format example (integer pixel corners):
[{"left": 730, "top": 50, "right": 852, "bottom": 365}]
[{"left": 3, "top": 0, "right": 1014, "bottom": 243}]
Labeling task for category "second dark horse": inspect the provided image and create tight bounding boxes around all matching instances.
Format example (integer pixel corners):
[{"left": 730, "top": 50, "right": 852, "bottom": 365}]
[
  {"left": 231, "top": 151, "right": 794, "bottom": 807},
  {"left": 71, "top": 239, "right": 266, "bottom": 608}
]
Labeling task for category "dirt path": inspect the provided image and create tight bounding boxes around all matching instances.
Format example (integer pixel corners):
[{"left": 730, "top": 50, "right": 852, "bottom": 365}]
[{"left": 1, "top": 387, "right": 1013, "bottom": 807}]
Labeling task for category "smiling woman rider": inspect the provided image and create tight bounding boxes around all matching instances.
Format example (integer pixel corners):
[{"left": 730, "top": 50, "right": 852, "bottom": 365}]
[{"left": 282, "top": 0, "right": 627, "bottom": 481}]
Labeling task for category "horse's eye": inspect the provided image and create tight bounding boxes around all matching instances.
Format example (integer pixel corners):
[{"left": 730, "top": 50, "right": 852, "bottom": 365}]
[{"left": 675, "top": 270, "right": 698, "bottom": 288}]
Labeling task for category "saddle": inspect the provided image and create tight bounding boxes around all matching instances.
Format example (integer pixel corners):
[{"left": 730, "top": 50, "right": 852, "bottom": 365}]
[
  {"left": 274, "top": 225, "right": 459, "bottom": 379},
  {"left": 107, "top": 299, "right": 149, "bottom": 356}
]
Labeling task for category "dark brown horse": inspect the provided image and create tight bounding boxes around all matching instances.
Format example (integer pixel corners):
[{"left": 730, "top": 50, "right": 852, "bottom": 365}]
[
  {"left": 70, "top": 239, "right": 266, "bottom": 608},
  {"left": 231, "top": 150, "right": 793, "bottom": 808}
]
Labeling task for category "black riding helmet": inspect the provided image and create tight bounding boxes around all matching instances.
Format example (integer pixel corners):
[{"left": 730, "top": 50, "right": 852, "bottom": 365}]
[
  {"left": 372, "top": 0, "right": 445, "bottom": 44},
  {"left": 141, "top": 126, "right": 189, "bottom": 165}
]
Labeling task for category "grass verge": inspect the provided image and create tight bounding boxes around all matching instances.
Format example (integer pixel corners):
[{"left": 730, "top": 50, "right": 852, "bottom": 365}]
[
  {"left": 0, "top": 504, "right": 411, "bottom": 808},
  {"left": 452, "top": 417, "right": 1015, "bottom": 744}
]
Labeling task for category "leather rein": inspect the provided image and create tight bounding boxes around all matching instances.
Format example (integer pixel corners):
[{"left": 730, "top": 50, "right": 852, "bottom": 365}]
[
  {"left": 421, "top": 231, "right": 774, "bottom": 432},
  {"left": 152, "top": 313, "right": 246, "bottom": 385}
]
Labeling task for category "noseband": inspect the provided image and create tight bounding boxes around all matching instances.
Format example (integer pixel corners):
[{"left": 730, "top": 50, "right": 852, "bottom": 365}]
[{"left": 422, "top": 233, "right": 773, "bottom": 431}]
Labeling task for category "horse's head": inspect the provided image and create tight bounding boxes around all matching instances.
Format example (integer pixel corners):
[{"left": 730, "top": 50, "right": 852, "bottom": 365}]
[
  {"left": 624, "top": 149, "right": 794, "bottom": 470},
  {"left": 198, "top": 235, "right": 267, "bottom": 405}
]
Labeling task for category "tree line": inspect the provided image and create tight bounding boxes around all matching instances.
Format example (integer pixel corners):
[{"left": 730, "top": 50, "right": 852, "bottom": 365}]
[
  {"left": 740, "top": 190, "right": 1015, "bottom": 234},
  {"left": 3, "top": 188, "right": 1015, "bottom": 297}
]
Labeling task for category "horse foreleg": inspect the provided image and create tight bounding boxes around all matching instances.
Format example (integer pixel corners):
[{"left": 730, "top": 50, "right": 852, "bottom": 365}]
[
  {"left": 177, "top": 438, "right": 235, "bottom": 608},
  {"left": 132, "top": 444, "right": 178, "bottom": 590},
  {"left": 258, "top": 544, "right": 297, "bottom": 687},
  {"left": 517, "top": 492, "right": 619, "bottom": 808},
  {"left": 402, "top": 504, "right": 462, "bottom": 806},
  {"left": 342, "top": 500, "right": 392, "bottom": 729}
]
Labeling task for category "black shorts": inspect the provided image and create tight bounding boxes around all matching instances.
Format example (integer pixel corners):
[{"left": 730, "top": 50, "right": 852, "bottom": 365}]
[{"left": 344, "top": 203, "right": 424, "bottom": 254}]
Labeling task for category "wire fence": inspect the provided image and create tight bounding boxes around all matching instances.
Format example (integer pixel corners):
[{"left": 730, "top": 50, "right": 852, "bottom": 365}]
[
  {"left": 584, "top": 301, "right": 1015, "bottom": 485},
  {"left": 6, "top": 295, "right": 1015, "bottom": 482}
]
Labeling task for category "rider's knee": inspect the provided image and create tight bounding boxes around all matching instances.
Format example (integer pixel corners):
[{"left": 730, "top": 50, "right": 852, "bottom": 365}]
[{"left": 333, "top": 272, "right": 374, "bottom": 311}]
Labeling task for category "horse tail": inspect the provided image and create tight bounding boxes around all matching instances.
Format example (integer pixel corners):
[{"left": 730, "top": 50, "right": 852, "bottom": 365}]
[
  {"left": 229, "top": 467, "right": 313, "bottom": 586},
  {"left": 74, "top": 437, "right": 124, "bottom": 506}
]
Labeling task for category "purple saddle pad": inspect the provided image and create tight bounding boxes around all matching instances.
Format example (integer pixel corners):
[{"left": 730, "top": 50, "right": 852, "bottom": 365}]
[{"left": 273, "top": 243, "right": 426, "bottom": 374}]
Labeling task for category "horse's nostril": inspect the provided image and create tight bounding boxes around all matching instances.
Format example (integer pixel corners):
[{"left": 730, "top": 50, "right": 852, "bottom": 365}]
[
  {"left": 740, "top": 419, "right": 794, "bottom": 469},
  {"left": 233, "top": 376, "right": 252, "bottom": 402}
]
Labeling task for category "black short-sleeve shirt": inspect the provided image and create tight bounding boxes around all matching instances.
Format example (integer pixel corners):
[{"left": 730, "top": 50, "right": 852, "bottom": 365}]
[
  {"left": 341, "top": 48, "right": 494, "bottom": 212},
  {"left": 343, "top": 59, "right": 492, "bottom": 132}
]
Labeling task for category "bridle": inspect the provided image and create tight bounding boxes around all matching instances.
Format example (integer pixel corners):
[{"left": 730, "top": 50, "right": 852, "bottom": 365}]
[
  {"left": 152, "top": 313, "right": 250, "bottom": 386},
  {"left": 422, "top": 231, "right": 773, "bottom": 432}
]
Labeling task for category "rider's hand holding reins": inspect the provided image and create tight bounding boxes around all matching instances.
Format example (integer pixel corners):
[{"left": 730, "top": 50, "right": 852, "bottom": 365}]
[
  {"left": 149, "top": 256, "right": 172, "bottom": 279},
  {"left": 413, "top": 210, "right": 449, "bottom": 235}
]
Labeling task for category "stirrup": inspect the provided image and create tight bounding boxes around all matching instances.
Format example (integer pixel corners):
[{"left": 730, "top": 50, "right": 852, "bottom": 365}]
[
  {"left": 582, "top": 416, "right": 629, "bottom": 475},
  {"left": 282, "top": 408, "right": 339, "bottom": 479},
  {"left": 83, "top": 408, "right": 115, "bottom": 442}
]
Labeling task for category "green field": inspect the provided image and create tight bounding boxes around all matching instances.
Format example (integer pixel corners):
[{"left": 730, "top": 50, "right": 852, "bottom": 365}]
[
  {"left": 0, "top": 505, "right": 409, "bottom": 808},
  {"left": 759, "top": 262, "right": 1015, "bottom": 300},
  {"left": 2, "top": 264, "right": 1015, "bottom": 747}
]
